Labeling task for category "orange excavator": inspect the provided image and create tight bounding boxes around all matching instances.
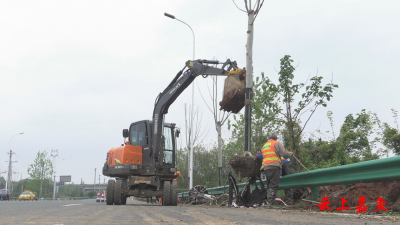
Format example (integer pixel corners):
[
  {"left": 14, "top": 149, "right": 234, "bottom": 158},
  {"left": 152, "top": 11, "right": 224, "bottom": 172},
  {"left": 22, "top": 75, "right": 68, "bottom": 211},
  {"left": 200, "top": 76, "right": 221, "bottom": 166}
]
[{"left": 102, "top": 59, "right": 245, "bottom": 206}]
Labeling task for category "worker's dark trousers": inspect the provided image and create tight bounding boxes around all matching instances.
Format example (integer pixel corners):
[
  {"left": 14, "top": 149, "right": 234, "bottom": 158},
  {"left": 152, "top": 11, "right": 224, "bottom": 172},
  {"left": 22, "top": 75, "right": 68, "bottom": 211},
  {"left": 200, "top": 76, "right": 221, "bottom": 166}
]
[
  {"left": 264, "top": 168, "right": 280, "bottom": 206},
  {"left": 265, "top": 168, "right": 280, "bottom": 189},
  {"left": 282, "top": 161, "right": 296, "bottom": 201},
  {"left": 282, "top": 161, "right": 308, "bottom": 201}
]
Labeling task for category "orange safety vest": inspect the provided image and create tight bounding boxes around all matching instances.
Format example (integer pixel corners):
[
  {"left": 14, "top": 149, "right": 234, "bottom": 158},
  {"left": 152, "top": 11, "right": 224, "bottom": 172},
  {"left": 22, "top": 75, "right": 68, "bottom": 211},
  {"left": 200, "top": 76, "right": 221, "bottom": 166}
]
[{"left": 261, "top": 140, "right": 282, "bottom": 166}]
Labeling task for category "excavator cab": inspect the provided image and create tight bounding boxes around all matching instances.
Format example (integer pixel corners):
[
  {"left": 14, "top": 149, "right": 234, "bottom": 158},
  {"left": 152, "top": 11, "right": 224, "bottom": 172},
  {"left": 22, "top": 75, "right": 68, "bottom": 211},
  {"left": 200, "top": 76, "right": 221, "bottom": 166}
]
[{"left": 103, "top": 120, "right": 178, "bottom": 178}]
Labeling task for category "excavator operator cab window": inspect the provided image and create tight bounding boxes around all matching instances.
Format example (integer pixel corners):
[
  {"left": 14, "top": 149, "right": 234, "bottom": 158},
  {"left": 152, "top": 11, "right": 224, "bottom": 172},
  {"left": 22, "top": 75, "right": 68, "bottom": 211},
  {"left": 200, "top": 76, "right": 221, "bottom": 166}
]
[
  {"left": 163, "top": 126, "right": 174, "bottom": 165},
  {"left": 137, "top": 123, "right": 148, "bottom": 146},
  {"left": 129, "top": 122, "right": 148, "bottom": 146},
  {"left": 130, "top": 124, "right": 138, "bottom": 145}
]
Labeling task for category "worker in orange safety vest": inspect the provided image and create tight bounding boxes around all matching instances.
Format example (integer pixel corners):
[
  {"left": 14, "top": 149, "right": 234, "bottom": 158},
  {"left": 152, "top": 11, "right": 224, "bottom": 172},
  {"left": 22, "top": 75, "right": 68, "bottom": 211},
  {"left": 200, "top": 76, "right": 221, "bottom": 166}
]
[
  {"left": 261, "top": 133, "right": 293, "bottom": 208},
  {"left": 174, "top": 171, "right": 181, "bottom": 203},
  {"left": 174, "top": 171, "right": 181, "bottom": 182}
]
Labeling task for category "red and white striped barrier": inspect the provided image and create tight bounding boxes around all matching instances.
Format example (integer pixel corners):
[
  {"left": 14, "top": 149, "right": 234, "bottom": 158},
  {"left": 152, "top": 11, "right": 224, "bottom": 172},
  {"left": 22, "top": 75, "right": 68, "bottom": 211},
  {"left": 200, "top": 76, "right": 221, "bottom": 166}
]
[
  {"left": 100, "top": 191, "right": 105, "bottom": 202},
  {"left": 96, "top": 190, "right": 100, "bottom": 202}
]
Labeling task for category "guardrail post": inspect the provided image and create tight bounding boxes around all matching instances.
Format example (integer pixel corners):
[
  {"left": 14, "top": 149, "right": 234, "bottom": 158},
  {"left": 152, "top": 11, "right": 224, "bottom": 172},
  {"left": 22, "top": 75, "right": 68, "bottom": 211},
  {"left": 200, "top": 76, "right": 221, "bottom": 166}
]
[{"left": 311, "top": 186, "right": 319, "bottom": 201}]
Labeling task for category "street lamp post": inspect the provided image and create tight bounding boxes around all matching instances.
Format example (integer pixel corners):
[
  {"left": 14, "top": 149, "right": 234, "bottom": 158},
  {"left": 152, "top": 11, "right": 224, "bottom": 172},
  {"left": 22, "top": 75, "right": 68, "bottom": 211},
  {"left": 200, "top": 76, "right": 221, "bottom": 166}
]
[
  {"left": 7, "top": 132, "right": 23, "bottom": 196},
  {"left": 164, "top": 12, "right": 195, "bottom": 190}
]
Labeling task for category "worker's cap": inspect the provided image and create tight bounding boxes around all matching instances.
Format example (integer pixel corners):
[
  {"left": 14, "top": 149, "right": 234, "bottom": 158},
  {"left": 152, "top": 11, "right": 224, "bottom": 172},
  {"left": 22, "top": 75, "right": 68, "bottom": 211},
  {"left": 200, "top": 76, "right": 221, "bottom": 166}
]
[
  {"left": 268, "top": 133, "right": 278, "bottom": 140},
  {"left": 176, "top": 171, "right": 181, "bottom": 176}
]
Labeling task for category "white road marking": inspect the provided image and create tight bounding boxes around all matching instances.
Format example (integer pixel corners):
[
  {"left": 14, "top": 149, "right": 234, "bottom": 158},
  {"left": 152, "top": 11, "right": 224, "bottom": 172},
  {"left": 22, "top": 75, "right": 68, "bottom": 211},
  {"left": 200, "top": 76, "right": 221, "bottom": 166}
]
[{"left": 61, "top": 204, "right": 83, "bottom": 207}]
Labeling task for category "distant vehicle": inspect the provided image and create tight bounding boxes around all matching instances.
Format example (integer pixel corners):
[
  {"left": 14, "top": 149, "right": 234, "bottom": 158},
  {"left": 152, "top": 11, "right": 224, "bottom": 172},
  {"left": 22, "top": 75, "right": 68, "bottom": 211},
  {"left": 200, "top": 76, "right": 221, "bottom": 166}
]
[
  {"left": 19, "top": 191, "right": 35, "bottom": 201},
  {"left": 0, "top": 189, "right": 10, "bottom": 201}
]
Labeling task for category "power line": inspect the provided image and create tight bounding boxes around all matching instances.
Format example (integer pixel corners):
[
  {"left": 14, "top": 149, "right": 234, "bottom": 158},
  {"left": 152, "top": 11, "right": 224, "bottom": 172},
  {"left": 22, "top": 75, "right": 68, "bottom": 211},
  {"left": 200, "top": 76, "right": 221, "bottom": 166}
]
[{"left": 13, "top": 153, "right": 29, "bottom": 167}]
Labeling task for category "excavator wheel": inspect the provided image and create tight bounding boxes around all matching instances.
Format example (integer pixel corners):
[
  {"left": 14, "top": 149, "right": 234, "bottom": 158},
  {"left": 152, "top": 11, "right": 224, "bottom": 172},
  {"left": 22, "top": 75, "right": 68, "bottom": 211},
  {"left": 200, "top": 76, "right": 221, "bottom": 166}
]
[
  {"left": 114, "top": 180, "right": 122, "bottom": 205},
  {"left": 162, "top": 181, "right": 171, "bottom": 206},
  {"left": 106, "top": 180, "right": 115, "bottom": 205},
  {"left": 170, "top": 180, "right": 178, "bottom": 206}
]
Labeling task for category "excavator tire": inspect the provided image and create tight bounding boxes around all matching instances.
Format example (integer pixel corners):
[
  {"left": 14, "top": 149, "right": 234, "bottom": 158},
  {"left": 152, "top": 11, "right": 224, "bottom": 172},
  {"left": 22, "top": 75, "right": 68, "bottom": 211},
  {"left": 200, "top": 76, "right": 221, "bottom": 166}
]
[
  {"left": 114, "top": 180, "right": 122, "bottom": 205},
  {"left": 170, "top": 180, "right": 178, "bottom": 206},
  {"left": 121, "top": 196, "right": 127, "bottom": 205},
  {"left": 162, "top": 181, "right": 171, "bottom": 206},
  {"left": 106, "top": 180, "right": 115, "bottom": 205}
]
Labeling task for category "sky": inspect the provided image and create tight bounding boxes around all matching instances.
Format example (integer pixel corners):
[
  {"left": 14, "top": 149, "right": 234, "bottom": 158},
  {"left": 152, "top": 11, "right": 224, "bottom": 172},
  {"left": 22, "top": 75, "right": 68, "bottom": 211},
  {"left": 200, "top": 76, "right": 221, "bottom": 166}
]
[{"left": 1, "top": 0, "right": 399, "bottom": 185}]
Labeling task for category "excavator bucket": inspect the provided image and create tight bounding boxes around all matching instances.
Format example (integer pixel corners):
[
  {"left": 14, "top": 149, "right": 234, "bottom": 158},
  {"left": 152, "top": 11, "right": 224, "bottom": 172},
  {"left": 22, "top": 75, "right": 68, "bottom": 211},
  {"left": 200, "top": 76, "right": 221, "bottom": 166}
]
[{"left": 219, "top": 68, "right": 246, "bottom": 114}]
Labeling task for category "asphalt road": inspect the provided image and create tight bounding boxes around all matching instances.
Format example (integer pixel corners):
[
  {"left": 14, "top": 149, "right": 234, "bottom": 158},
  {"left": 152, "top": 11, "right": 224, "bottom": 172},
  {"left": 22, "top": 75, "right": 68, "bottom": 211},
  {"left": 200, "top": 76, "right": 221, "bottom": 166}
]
[{"left": 0, "top": 199, "right": 399, "bottom": 224}]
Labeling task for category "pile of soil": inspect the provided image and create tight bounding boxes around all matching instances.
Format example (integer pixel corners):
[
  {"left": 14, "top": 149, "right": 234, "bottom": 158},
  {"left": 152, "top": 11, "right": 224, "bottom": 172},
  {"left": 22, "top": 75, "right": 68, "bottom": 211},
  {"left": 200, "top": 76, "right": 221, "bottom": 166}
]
[
  {"left": 302, "top": 181, "right": 400, "bottom": 213},
  {"left": 219, "top": 74, "right": 246, "bottom": 114}
]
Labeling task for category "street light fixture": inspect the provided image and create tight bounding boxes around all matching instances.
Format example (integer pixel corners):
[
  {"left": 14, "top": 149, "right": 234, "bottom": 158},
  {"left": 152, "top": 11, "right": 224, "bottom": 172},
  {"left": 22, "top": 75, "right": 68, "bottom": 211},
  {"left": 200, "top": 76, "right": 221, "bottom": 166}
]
[{"left": 164, "top": 12, "right": 195, "bottom": 190}]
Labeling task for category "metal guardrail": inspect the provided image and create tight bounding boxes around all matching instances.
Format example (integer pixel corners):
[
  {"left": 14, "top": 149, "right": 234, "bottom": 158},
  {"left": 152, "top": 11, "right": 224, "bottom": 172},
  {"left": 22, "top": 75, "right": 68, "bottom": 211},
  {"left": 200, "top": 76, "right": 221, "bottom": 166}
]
[
  {"left": 4, "top": 196, "right": 90, "bottom": 201},
  {"left": 71, "top": 197, "right": 90, "bottom": 200},
  {"left": 179, "top": 156, "right": 400, "bottom": 200}
]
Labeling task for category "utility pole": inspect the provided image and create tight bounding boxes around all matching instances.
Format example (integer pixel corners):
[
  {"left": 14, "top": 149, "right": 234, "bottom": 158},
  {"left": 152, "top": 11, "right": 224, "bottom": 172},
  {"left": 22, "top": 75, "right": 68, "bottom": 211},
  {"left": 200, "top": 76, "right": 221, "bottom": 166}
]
[
  {"left": 51, "top": 149, "right": 58, "bottom": 200},
  {"left": 6, "top": 151, "right": 18, "bottom": 197},
  {"left": 53, "top": 175, "right": 56, "bottom": 199},
  {"left": 21, "top": 173, "right": 23, "bottom": 194},
  {"left": 94, "top": 168, "right": 96, "bottom": 191},
  {"left": 7, "top": 150, "right": 12, "bottom": 193},
  {"left": 7, "top": 132, "right": 23, "bottom": 196},
  {"left": 98, "top": 175, "right": 100, "bottom": 192}
]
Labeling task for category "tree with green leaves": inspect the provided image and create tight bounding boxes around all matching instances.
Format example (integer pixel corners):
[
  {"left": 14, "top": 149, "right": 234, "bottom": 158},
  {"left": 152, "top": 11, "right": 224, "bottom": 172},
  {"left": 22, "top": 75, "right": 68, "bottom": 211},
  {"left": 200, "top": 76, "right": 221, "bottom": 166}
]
[
  {"left": 229, "top": 55, "right": 338, "bottom": 171},
  {"left": 27, "top": 150, "right": 53, "bottom": 198},
  {"left": 0, "top": 177, "right": 5, "bottom": 189},
  {"left": 337, "top": 109, "right": 380, "bottom": 161},
  {"left": 379, "top": 108, "right": 400, "bottom": 156}
]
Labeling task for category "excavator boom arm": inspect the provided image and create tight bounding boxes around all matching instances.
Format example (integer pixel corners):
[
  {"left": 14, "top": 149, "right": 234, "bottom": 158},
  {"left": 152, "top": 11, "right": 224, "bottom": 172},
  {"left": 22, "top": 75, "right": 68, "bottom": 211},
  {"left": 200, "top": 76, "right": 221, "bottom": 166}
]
[{"left": 152, "top": 59, "right": 239, "bottom": 168}]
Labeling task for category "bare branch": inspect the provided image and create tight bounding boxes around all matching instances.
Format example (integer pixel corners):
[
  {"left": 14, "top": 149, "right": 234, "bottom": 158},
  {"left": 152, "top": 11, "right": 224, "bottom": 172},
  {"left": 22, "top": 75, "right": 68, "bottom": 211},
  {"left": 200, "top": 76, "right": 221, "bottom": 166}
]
[
  {"left": 308, "top": 121, "right": 321, "bottom": 140},
  {"left": 292, "top": 95, "right": 316, "bottom": 119},
  {"left": 253, "top": 0, "right": 264, "bottom": 23},
  {"left": 232, "top": 0, "right": 247, "bottom": 12},
  {"left": 297, "top": 98, "right": 317, "bottom": 118},
  {"left": 298, "top": 104, "right": 320, "bottom": 139},
  {"left": 244, "top": 0, "right": 249, "bottom": 12},
  {"left": 298, "top": 72, "right": 312, "bottom": 89},
  {"left": 253, "top": 0, "right": 258, "bottom": 12},
  {"left": 197, "top": 82, "right": 214, "bottom": 115}
]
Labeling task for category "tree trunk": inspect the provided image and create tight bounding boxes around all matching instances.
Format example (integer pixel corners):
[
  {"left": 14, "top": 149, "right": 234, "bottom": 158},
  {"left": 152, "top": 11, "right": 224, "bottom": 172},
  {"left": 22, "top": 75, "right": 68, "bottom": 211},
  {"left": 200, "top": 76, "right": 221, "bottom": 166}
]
[
  {"left": 187, "top": 141, "right": 190, "bottom": 181},
  {"left": 39, "top": 163, "right": 44, "bottom": 198},
  {"left": 244, "top": 11, "right": 255, "bottom": 153},
  {"left": 217, "top": 122, "right": 222, "bottom": 186}
]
